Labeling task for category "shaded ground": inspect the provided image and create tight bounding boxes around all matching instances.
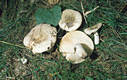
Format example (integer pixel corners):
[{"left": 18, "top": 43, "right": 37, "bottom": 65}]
[{"left": 0, "top": 0, "right": 127, "bottom": 80}]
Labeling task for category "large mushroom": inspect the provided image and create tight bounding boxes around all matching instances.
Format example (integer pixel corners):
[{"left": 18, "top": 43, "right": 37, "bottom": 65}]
[
  {"left": 59, "top": 31, "right": 94, "bottom": 64},
  {"left": 59, "top": 9, "right": 82, "bottom": 31},
  {"left": 23, "top": 24, "right": 57, "bottom": 54}
]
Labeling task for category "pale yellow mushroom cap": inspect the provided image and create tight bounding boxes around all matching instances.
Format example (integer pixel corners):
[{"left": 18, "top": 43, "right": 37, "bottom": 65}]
[
  {"left": 59, "top": 9, "right": 82, "bottom": 31},
  {"left": 84, "top": 23, "right": 102, "bottom": 35},
  {"left": 23, "top": 24, "right": 57, "bottom": 54},
  {"left": 59, "top": 31, "right": 94, "bottom": 64}
]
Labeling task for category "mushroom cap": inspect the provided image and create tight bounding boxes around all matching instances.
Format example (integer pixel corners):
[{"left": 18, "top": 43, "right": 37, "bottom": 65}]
[
  {"left": 84, "top": 23, "right": 102, "bottom": 35},
  {"left": 59, "top": 31, "right": 94, "bottom": 64},
  {"left": 59, "top": 9, "right": 82, "bottom": 31},
  {"left": 23, "top": 24, "right": 57, "bottom": 54}
]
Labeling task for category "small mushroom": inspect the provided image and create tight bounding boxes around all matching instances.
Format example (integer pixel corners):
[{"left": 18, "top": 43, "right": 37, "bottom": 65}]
[
  {"left": 59, "top": 9, "right": 82, "bottom": 31},
  {"left": 84, "top": 23, "right": 102, "bottom": 35},
  {"left": 84, "top": 23, "right": 102, "bottom": 45},
  {"left": 59, "top": 31, "right": 94, "bottom": 64},
  {"left": 23, "top": 24, "right": 57, "bottom": 54}
]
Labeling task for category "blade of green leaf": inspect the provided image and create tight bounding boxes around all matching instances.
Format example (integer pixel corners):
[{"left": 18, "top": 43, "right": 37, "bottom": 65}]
[{"left": 35, "top": 5, "right": 61, "bottom": 26}]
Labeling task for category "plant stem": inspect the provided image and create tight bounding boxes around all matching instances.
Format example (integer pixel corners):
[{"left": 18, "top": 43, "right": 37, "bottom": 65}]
[{"left": 0, "top": 40, "right": 25, "bottom": 49}]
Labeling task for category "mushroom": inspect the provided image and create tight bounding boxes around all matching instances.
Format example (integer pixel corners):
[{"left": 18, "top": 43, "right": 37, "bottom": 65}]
[
  {"left": 84, "top": 23, "right": 102, "bottom": 45},
  {"left": 23, "top": 24, "right": 57, "bottom": 54},
  {"left": 59, "top": 9, "right": 82, "bottom": 31},
  {"left": 84, "top": 23, "right": 102, "bottom": 35},
  {"left": 59, "top": 31, "right": 94, "bottom": 64}
]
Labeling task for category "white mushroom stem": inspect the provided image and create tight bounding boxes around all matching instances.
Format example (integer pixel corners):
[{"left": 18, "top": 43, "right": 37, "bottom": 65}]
[
  {"left": 94, "top": 32, "right": 100, "bottom": 45},
  {"left": 74, "top": 44, "right": 87, "bottom": 57},
  {"left": 66, "top": 43, "right": 87, "bottom": 64},
  {"left": 84, "top": 23, "right": 102, "bottom": 35}
]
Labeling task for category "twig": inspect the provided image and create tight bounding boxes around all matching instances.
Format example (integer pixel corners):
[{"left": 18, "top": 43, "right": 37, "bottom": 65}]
[
  {"left": 0, "top": 40, "right": 25, "bottom": 49},
  {"left": 84, "top": 6, "right": 99, "bottom": 16},
  {"left": 100, "top": 38, "right": 105, "bottom": 42},
  {"left": 80, "top": 0, "right": 87, "bottom": 24},
  {"left": 80, "top": 0, "right": 99, "bottom": 24}
]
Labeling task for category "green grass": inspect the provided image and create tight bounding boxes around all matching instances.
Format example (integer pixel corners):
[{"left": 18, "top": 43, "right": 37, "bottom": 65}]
[{"left": 0, "top": 0, "right": 127, "bottom": 80}]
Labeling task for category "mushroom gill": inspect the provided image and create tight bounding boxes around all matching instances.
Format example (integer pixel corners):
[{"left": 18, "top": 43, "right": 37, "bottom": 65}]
[{"left": 59, "top": 9, "right": 82, "bottom": 31}]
